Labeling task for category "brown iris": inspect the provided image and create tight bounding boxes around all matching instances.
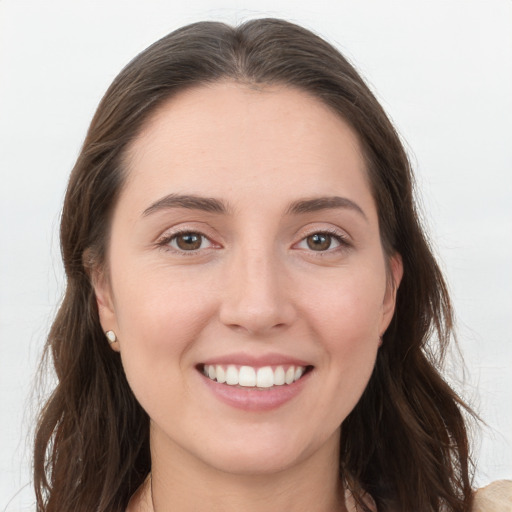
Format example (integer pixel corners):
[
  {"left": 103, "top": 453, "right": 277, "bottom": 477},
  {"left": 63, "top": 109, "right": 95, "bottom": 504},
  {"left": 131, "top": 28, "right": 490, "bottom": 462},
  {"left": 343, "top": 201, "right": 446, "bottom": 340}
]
[
  {"left": 175, "top": 232, "right": 202, "bottom": 250},
  {"left": 306, "top": 233, "right": 333, "bottom": 251}
]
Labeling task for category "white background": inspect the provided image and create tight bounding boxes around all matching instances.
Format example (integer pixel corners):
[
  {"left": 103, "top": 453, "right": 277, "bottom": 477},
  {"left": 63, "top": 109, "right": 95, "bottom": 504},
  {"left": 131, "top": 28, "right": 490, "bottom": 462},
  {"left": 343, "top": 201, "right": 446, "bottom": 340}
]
[{"left": 1, "top": 0, "right": 511, "bottom": 509}]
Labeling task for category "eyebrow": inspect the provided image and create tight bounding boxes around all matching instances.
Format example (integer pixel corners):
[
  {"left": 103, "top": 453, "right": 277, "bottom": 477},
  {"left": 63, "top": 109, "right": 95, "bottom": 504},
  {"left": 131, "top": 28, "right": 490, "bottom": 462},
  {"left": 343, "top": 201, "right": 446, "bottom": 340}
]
[
  {"left": 142, "top": 193, "right": 367, "bottom": 221},
  {"left": 286, "top": 196, "right": 368, "bottom": 221},
  {"left": 142, "top": 193, "right": 231, "bottom": 217}
]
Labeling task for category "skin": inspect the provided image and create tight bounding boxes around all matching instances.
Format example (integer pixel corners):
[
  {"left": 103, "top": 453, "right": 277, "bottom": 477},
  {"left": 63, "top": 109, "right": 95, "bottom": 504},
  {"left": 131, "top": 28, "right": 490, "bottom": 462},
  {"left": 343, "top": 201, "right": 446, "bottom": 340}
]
[{"left": 94, "top": 82, "right": 402, "bottom": 512}]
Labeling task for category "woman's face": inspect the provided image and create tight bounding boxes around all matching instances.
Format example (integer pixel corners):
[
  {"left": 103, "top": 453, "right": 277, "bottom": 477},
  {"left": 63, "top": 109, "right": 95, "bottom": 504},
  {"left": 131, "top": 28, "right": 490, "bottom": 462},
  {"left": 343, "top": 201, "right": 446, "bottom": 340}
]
[{"left": 95, "top": 82, "right": 402, "bottom": 476}]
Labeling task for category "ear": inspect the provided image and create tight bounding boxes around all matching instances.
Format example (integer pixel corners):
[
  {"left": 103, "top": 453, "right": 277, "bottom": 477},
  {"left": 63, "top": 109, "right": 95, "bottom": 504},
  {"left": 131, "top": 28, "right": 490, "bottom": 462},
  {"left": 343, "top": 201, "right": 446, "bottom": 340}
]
[
  {"left": 91, "top": 268, "right": 120, "bottom": 352},
  {"left": 379, "top": 252, "right": 403, "bottom": 335}
]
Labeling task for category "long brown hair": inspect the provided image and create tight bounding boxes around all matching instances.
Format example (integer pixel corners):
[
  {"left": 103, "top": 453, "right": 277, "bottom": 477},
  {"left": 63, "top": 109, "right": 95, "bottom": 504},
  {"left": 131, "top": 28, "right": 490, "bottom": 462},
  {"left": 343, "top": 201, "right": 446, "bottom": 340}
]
[{"left": 34, "top": 18, "right": 475, "bottom": 511}]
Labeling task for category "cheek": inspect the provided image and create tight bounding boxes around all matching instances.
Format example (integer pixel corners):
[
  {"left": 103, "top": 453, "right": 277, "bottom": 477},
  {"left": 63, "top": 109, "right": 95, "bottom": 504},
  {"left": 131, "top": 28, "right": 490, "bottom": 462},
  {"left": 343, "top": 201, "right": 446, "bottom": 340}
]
[
  {"left": 318, "top": 289, "right": 379, "bottom": 390},
  {"left": 111, "top": 267, "right": 215, "bottom": 399},
  {"left": 303, "top": 262, "right": 386, "bottom": 346},
  {"left": 297, "top": 264, "right": 385, "bottom": 419},
  {"left": 113, "top": 262, "right": 214, "bottom": 341}
]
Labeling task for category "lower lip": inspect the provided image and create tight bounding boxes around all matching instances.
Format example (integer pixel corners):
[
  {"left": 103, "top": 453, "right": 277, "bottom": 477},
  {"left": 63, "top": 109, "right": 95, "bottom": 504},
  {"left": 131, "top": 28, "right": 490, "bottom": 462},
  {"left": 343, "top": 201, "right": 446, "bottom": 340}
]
[{"left": 200, "top": 370, "right": 311, "bottom": 412}]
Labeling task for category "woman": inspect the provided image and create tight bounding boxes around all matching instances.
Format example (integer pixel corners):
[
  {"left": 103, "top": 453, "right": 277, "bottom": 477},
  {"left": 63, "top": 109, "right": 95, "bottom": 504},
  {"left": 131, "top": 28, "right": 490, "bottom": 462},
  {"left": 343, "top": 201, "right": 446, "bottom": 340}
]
[{"left": 33, "top": 18, "right": 477, "bottom": 511}]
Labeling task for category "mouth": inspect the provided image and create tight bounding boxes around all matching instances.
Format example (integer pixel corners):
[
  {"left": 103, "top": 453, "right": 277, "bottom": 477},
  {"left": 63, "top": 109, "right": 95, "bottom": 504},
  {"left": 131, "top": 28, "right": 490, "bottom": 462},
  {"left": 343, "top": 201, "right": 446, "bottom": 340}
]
[{"left": 199, "top": 364, "right": 313, "bottom": 389}]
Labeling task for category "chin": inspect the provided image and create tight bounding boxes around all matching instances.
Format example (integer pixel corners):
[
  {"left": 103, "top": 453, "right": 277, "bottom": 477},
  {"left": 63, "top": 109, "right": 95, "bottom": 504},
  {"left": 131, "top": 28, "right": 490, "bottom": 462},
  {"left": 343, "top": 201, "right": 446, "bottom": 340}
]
[
  {"left": 202, "top": 445, "right": 306, "bottom": 476},
  {"left": 192, "top": 425, "right": 334, "bottom": 477}
]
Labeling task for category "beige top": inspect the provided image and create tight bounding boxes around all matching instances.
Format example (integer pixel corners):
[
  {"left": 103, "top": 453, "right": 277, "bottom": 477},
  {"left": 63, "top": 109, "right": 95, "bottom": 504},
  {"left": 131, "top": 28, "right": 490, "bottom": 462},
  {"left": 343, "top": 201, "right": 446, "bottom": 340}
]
[
  {"left": 472, "top": 480, "right": 512, "bottom": 511},
  {"left": 128, "top": 478, "right": 512, "bottom": 511},
  {"left": 343, "top": 480, "right": 512, "bottom": 511}
]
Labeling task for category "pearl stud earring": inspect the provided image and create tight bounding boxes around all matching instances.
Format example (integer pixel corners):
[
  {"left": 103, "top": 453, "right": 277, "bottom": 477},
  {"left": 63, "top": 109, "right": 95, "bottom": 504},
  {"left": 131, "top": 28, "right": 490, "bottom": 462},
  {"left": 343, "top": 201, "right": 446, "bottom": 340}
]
[{"left": 105, "top": 330, "right": 117, "bottom": 344}]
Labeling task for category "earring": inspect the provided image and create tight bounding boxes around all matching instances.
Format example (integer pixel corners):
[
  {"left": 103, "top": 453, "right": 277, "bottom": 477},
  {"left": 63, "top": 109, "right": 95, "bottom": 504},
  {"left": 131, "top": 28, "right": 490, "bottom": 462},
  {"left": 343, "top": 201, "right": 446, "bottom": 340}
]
[{"left": 105, "top": 330, "right": 117, "bottom": 344}]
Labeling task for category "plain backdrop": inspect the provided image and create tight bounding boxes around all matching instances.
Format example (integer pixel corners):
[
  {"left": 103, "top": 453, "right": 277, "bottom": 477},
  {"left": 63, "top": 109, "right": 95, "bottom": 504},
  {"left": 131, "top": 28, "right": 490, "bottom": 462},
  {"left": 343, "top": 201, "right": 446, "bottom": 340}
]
[{"left": 1, "top": 0, "right": 511, "bottom": 509}]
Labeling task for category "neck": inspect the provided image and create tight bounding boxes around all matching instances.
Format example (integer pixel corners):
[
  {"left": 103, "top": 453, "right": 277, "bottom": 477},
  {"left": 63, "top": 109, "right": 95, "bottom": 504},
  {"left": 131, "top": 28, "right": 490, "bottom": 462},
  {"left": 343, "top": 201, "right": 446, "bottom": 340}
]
[{"left": 138, "top": 425, "right": 346, "bottom": 512}]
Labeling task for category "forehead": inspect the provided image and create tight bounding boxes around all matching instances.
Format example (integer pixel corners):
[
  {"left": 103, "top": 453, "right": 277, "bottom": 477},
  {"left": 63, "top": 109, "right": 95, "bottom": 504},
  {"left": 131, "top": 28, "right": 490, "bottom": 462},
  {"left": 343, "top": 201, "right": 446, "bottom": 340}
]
[{"left": 121, "top": 81, "right": 374, "bottom": 216}]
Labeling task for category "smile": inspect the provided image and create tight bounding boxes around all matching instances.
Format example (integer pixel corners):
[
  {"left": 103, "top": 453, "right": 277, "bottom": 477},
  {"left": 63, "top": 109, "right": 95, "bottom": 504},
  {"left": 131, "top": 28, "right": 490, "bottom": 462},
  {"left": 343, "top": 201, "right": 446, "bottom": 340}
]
[{"left": 202, "top": 364, "right": 308, "bottom": 388}]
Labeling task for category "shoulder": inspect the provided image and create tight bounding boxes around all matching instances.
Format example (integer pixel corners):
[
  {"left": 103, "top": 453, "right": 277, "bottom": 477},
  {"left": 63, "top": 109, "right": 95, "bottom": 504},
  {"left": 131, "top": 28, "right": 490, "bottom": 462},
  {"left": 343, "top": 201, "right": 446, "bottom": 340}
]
[
  {"left": 345, "top": 480, "right": 512, "bottom": 512},
  {"left": 472, "top": 480, "right": 512, "bottom": 511}
]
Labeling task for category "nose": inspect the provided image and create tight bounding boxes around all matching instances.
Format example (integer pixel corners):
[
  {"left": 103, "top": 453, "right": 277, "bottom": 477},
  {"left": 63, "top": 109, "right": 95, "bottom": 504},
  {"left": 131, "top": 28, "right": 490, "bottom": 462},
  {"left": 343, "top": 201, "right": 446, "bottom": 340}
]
[{"left": 218, "top": 246, "right": 296, "bottom": 336}]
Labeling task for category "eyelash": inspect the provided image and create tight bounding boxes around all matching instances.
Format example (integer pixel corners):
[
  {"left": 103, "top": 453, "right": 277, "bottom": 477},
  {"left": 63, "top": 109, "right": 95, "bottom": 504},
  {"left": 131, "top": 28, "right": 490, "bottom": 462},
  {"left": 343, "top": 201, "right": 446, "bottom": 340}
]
[
  {"left": 156, "top": 229, "right": 216, "bottom": 256},
  {"left": 296, "top": 228, "right": 351, "bottom": 254},
  {"left": 155, "top": 228, "right": 351, "bottom": 256}
]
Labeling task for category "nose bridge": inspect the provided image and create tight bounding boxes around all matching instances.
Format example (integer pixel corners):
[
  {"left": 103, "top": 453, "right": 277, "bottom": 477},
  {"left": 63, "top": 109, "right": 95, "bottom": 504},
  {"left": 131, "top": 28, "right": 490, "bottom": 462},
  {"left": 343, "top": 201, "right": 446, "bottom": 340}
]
[{"left": 219, "top": 237, "right": 294, "bottom": 335}]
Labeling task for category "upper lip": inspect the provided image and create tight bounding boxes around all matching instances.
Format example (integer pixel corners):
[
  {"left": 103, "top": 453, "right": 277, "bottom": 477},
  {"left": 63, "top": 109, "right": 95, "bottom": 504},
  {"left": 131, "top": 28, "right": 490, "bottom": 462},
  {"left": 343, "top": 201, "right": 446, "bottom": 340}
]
[{"left": 199, "top": 352, "right": 312, "bottom": 368}]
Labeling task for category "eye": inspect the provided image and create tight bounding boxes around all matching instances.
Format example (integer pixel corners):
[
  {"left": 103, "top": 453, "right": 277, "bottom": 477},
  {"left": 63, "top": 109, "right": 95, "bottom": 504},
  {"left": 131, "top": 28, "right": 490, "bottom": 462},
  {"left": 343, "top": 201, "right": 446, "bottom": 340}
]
[
  {"left": 295, "top": 231, "right": 345, "bottom": 252},
  {"left": 166, "top": 231, "right": 213, "bottom": 251}
]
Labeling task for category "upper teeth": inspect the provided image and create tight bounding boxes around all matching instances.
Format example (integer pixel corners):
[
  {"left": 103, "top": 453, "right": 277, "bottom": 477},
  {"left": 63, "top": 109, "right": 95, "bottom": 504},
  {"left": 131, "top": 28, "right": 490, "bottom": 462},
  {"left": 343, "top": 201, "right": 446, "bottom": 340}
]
[{"left": 203, "top": 364, "right": 306, "bottom": 388}]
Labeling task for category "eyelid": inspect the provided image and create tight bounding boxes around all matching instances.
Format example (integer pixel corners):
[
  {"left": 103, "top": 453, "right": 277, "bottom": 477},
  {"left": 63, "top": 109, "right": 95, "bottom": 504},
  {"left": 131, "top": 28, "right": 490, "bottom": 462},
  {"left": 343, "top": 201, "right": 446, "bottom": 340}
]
[
  {"left": 154, "top": 221, "right": 218, "bottom": 242},
  {"left": 154, "top": 224, "right": 222, "bottom": 254},
  {"left": 292, "top": 225, "right": 352, "bottom": 252},
  {"left": 296, "top": 224, "right": 351, "bottom": 241},
  {"left": 153, "top": 222, "right": 351, "bottom": 256}
]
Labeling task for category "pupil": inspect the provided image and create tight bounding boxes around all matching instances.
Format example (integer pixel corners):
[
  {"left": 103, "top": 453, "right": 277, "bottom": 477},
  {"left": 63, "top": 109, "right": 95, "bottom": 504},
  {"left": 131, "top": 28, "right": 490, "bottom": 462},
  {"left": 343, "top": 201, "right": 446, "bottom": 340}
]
[
  {"left": 177, "top": 233, "right": 201, "bottom": 250},
  {"left": 307, "top": 233, "right": 331, "bottom": 251}
]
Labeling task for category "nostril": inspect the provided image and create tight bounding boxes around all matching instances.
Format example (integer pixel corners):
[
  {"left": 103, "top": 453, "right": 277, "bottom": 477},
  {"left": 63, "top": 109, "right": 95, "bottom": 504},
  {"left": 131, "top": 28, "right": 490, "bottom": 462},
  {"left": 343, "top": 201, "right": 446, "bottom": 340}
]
[{"left": 224, "top": 321, "right": 290, "bottom": 336}]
